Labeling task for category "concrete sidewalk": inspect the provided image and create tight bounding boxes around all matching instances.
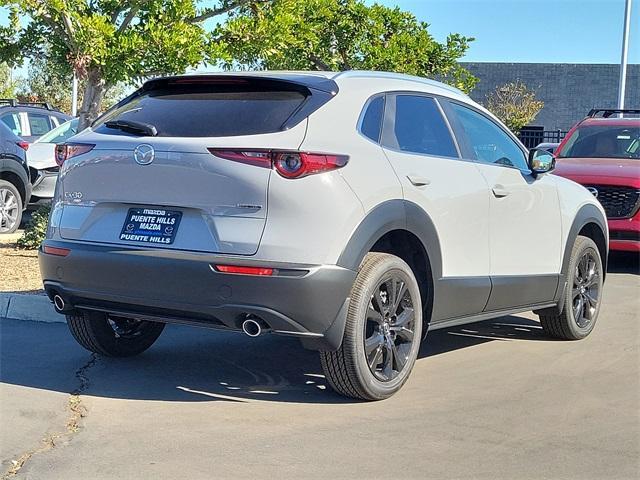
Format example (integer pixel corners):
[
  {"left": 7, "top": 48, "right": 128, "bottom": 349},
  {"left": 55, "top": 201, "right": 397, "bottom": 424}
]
[{"left": 0, "top": 293, "right": 62, "bottom": 323}]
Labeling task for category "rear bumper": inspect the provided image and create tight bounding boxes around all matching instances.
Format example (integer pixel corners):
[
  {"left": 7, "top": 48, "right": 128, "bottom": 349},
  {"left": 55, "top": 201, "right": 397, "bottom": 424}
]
[{"left": 39, "top": 240, "right": 356, "bottom": 350}]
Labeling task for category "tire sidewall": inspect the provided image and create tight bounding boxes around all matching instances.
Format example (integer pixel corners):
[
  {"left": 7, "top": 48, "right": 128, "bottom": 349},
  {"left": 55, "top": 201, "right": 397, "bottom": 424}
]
[
  {"left": 564, "top": 237, "right": 603, "bottom": 339},
  {"left": 349, "top": 257, "right": 423, "bottom": 399},
  {"left": 0, "top": 180, "right": 23, "bottom": 234}
]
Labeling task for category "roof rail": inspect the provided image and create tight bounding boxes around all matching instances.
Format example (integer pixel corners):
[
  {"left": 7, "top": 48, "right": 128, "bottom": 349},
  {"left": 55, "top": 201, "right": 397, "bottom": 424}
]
[
  {"left": 587, "top": 108, "right": 640, "bottom": 118},
  {"left": 0, "top": 99, "right": 54, "bottom": 110}
]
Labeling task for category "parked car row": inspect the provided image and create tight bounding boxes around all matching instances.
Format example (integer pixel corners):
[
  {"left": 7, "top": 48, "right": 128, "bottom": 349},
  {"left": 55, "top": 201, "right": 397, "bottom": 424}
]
[{"left": 0, "top": 99, "right": 78, "bottom": 232}]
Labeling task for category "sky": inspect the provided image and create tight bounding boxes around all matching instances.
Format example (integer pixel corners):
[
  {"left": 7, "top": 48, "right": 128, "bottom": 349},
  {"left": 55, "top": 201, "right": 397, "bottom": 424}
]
[{"left": 1, "top": 0, "right": 638, "bottom": 79}]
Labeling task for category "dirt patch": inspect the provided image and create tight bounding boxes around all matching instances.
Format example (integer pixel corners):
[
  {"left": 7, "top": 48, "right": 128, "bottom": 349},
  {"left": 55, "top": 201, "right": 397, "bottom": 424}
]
[{"left": 0, "top": 232, "right": 43, "bottom": 294}]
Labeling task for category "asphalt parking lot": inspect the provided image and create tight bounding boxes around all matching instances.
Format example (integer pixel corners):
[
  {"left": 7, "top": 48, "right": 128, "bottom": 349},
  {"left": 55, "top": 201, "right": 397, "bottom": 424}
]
[{"left": 1, "top": 253, "right": 638, "bottom": 480}]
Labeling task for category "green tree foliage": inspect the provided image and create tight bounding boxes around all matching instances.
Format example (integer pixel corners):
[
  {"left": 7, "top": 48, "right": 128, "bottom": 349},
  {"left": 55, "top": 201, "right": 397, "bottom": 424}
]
[
  {"left": 16, "top": 56, "right": 126, "bottom": 114},
  {"left": 0, "top": 1, "right": 261, "bottom": 127},
  {"left": 216, "top": 0, "right": 477, "bottom": 92},
  {"left": 485, "top": 81, "right": 544, "bottom": 133},
  {"left": 0, "top": 62, "right": 18, "bottom": 97}
]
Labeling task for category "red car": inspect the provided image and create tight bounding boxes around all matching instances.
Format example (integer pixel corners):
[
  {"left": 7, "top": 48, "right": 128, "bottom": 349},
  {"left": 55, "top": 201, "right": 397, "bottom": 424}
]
[{"left": 553, "top": 109, "right": 640, "bottom": 252}]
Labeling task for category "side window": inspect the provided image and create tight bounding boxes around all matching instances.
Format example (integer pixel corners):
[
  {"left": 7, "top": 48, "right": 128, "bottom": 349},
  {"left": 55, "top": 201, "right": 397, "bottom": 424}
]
[
  {"left": 27, "top": 113, "right": 52, "bottom": 136},
  {"left": 360, "top": 96, "right": 384, "bottom": 143},
  {"left": 386, "top": 95, "right": 458, "bottom": 158},
  {"left": 451, "top": 103, "right": 528, "bottom": 170},
  {"left": 1, "top": 113, "right": 23, "bottom": 136}
]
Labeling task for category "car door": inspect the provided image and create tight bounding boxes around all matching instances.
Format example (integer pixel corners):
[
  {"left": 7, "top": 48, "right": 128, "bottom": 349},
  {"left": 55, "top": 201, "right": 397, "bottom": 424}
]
[
  {"left": 445, "top": 101, "right": 563, "bottom": 311},
  {"left": 380, "top": 93, "right": 492, "bottom": 321}
]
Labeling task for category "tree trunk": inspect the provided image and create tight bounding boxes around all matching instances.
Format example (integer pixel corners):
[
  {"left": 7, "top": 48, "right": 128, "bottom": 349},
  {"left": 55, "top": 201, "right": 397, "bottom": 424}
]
[{"left": 78, "top": 68, "right": 106, "bottom": 130}]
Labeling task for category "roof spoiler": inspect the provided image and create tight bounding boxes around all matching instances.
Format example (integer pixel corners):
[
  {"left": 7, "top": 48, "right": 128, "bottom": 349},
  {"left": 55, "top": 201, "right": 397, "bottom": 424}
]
[{"left": 587, "top": 108, "right": 640, "bottom": 118}]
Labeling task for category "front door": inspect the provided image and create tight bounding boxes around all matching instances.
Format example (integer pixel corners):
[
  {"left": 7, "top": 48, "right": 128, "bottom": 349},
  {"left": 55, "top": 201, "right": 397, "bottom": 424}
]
[{"left": 446, "top": 102, "right": 563, "bottom": 311}]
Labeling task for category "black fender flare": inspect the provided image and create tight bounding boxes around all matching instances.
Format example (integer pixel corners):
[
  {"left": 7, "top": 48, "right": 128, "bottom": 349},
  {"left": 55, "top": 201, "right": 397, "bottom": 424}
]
[
  {"left": 0, "top": 157, "right": 31, "bottom": 205},
  {"left": 337, "top": 199, "right": 443, "bottom": 281}
]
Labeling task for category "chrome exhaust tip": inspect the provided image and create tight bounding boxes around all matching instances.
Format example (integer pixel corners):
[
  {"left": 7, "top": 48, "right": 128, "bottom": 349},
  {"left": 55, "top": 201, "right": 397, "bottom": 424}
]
[
  {"left": 53, "top": 294, "right": 66, "bottom": 313},
  {"left": 241, "top": 317, "right": 266, "bottom": 337}
]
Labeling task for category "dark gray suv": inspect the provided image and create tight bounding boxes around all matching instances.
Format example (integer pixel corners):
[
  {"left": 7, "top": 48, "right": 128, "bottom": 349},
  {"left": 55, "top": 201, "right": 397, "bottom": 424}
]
[{"left": 0, "top": 121, "right": 30, "bottom": 233}]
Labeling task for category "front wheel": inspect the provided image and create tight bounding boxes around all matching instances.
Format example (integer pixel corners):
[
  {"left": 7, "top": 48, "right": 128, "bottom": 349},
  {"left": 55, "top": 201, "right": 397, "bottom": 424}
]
[
  {"left": 538, "top": 235, "right": 604, "bottom": 340},
  {"left": 320, "top": 253, "right": 423, "bottom": 401},
  {"left": 67, "top": 310, "right": 165, "bottom": 357}
]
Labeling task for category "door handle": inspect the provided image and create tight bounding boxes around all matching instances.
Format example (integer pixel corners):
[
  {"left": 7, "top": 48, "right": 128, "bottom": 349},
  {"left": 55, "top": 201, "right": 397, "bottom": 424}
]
[
  {"left": 407, "top": 175, "right": 431, "bottom": 187},
  {"left": 492, "top": 185, "right": 511, "bottom": 198}
]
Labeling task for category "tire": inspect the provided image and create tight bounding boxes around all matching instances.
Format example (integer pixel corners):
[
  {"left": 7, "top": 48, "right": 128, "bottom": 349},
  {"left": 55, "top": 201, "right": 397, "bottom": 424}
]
[
  {"left": 0, "top": 179, "right": 23, "bottom": 234},
  {"left": 539, "top": 235, "right": 603, "bottom": 340},
  {"left": 320, "top": 252, "right": 423, "bottom": 401},
  {"left": 66, "top": 310, "right": 165, "bottom": 357}
]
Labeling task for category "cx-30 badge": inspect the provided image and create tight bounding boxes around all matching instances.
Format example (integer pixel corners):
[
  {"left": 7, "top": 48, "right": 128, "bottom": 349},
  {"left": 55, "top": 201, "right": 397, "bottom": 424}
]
[{"left": 134, "top": 144, "right": 155, "bottom": 165}]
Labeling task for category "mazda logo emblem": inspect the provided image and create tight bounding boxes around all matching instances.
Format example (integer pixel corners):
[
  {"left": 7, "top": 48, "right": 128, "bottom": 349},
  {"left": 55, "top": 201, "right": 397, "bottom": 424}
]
[
  {"left": 134, "top": 144, "right": 155, "bottom": 165},
  {"left": 587, "top": 187, "right": 599, "bottom": 198}
]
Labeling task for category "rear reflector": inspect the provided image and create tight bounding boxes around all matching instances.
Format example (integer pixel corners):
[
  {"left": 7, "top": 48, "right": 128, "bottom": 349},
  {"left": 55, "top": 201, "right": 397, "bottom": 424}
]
[
  {"left": 208, "top": 149, "right": 348, "bottom": 178},
  {"left": 213, "top": 264, "right": 274, "bottom": 276},
  {"left": 43, "top": 245, "right": 71, "bottom": 257}
]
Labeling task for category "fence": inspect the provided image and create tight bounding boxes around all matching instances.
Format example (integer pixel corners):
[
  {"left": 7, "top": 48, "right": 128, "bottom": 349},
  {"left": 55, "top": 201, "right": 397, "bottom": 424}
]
[{"left": 517, "top": 128, "right": 568, "bottom": 149}]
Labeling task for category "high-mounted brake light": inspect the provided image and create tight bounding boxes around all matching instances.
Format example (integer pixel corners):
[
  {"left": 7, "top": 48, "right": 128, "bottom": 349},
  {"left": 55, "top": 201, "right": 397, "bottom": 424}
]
[
  {"left": 55, "top": 143, "right": 95, "bottom": 167},
  {"left": 213, "top": 264, "right": 274, "bottom": 276},
  {"left": 16, "top": 141, "right": 29, "bottom": 151},
  {"left": 207, "top": 149, "right": 348, "bottom": 179}
]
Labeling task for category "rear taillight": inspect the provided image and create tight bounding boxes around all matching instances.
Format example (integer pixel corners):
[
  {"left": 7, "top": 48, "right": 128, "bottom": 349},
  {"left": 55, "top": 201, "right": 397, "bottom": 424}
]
[
  {"left": 55, "top": 143, "right": 95, "bottom": 167},
  {"left": 16, "top": 141, "right": 29, "bottom": 151},
  {"left": 208, "top": 149, "right": 349, "bottom": 179}
]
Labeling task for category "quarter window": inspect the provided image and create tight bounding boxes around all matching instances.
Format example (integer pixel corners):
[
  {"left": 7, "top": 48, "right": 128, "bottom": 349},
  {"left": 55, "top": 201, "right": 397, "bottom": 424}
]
[
  {"left": 386, "top": 95, "right": 458, "bottom": 158},
  {"left": 360, "top": 96, "right": 384, "bottom": 143},
  {"left": 451, "top": 103, "right": 528, "bottom": 170}
]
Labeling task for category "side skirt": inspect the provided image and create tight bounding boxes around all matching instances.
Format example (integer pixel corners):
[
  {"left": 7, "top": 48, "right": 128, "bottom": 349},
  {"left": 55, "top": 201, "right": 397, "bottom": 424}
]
[{"left": 428, "top": 302, "right": 557, "bottom": 331}]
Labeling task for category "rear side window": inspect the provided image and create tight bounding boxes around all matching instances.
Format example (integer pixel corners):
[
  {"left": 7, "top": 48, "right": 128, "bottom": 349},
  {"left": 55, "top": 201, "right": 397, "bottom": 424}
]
[
  {"left": 28, "top": 113, "right": 52, "bottom": 136},
  {"left": 95, "top": 84, "right": 308, "bottom": 137},
  {"left": 385, "top": 95, "right": 458, "bottom": 158},
  {"left": 360, "top": 96, "right": 385, "bottom": 142},
  {"left": 1, "top": 113, "right": 22, "bottom": 136}
]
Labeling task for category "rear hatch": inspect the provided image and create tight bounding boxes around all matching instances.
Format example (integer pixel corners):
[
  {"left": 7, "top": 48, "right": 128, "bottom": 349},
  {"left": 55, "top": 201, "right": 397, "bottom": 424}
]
[{"left": 57, "top": 75, "right": 337, "bottom": 255}]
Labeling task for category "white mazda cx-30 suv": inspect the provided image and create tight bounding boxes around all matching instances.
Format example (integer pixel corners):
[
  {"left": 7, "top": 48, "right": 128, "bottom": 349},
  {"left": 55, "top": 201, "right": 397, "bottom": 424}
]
[{"left": 40, "top": 71, "right": 607, "bottom": 400}]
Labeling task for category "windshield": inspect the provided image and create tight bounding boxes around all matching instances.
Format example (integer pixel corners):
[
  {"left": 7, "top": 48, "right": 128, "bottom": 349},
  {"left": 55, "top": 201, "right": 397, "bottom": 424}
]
[
  {"left": 558, "top": 125, "right": 640, "bottom": 159},
  {"left": 35, "top": 118, "right": 78, "bottom": 144}
]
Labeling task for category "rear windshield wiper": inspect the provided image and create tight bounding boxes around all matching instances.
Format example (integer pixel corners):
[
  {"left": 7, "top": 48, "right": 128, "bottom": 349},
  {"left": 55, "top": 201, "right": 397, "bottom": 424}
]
[{"left": 104, "top": 119, "right": 158, "bottom": 137}]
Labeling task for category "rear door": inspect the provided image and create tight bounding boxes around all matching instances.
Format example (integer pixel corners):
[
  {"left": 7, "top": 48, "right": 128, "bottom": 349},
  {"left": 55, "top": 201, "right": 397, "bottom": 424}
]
[
  {"left": 57, "top": 77, "right": 321, "bottom": 255},
  {"left": 380, "top": 93, "right": 492, "bottom": 321},
  {"left": 445, "top": 101, "right": 563, "bottom": 311}
]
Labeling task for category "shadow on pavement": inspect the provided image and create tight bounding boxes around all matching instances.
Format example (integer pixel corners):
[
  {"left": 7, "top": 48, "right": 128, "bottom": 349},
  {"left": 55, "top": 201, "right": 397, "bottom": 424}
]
[{"left": 2, "top": 314, "right": 547, "bottom": 404}]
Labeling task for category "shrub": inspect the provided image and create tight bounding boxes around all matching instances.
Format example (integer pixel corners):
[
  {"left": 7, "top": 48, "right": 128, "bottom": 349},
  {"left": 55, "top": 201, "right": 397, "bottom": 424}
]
[
  {"left": 17, "top": 204, "right": 51, "bottom": 250},
  {"left": 485, "top": 81, "right": 544, "bottom": 134}
]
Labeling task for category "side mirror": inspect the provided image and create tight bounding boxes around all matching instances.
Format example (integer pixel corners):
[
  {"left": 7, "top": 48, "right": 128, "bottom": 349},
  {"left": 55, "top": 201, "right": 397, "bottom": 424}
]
[{"left": 528, "top": 148, "right": 556, "bottom": 176}]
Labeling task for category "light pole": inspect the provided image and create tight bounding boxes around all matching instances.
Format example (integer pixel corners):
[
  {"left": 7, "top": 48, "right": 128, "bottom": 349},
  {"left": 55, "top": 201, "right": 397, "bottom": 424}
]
[
  {"left": 617, "top": 0, "right": 633, "bottom": 109},
  {"left": 71, "top": 71, "right": 78, "bottom": 117}
]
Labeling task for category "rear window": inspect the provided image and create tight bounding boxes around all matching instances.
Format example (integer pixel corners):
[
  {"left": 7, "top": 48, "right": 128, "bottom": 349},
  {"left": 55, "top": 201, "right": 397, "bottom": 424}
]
[
  {"left": 558, "top": 125, "right": 640, "bottom": 159},
  {"left": 95, "top": 84, "right": 308, "bottom": 137},
  {"left": 384, "top": 95, "right": 458, "bottom": 158}
]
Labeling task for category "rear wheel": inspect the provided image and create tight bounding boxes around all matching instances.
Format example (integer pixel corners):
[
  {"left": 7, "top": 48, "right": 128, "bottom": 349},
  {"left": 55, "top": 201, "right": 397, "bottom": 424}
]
[
  {"left": 66, "top": 310, "right": 165, "bottom": 357},
  {"left": 320, "top": 253, "right": 423, "bottom": 401},
  {"left": 0, "top": 180, "right": 23, "bottom": 234},
  {"left": 538, "top": 235, "right": 603, "bottom": 340}
]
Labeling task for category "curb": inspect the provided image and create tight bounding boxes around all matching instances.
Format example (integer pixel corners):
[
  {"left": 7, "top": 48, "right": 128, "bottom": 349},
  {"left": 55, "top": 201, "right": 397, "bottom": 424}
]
[{"left": 0, "top": 292, "right": 65, "bottom": 323}]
